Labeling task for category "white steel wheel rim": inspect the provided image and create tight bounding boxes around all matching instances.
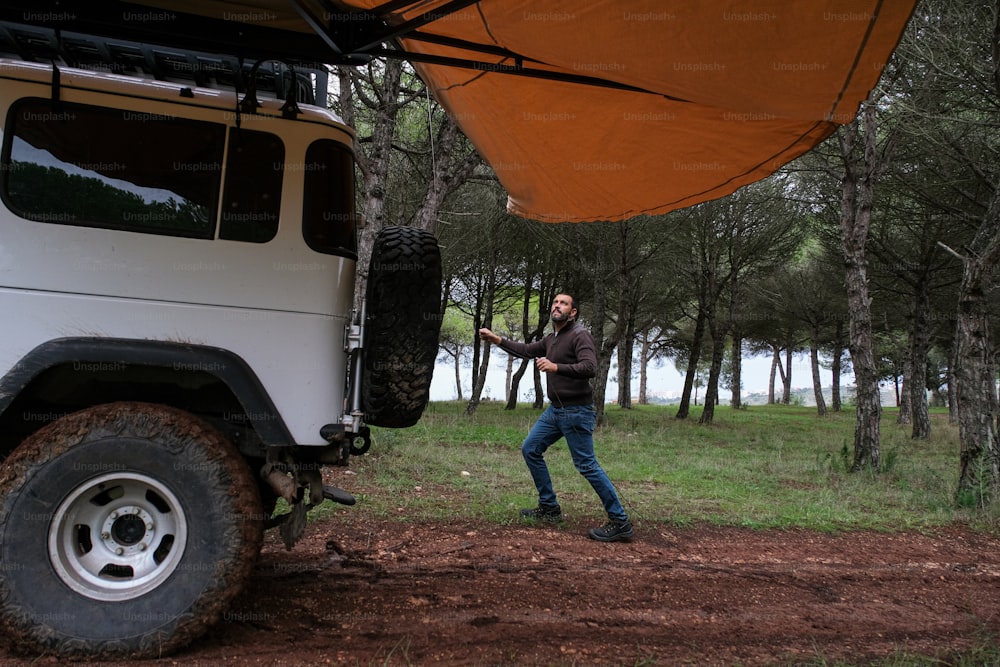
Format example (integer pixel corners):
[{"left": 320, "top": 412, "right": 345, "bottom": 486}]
[{"left": 48, "top": 472, "right": 188, "bottom": 602}]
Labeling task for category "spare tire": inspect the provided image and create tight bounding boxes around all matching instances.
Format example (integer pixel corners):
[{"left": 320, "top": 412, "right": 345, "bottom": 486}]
[{"left": 362, "top": 226, "right": 442, "bottom": 427}]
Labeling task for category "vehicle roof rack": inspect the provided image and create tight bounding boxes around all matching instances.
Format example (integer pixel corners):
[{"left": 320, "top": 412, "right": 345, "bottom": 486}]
[{"left": 0, "top": 20, "right": 328, "bottom": 105}]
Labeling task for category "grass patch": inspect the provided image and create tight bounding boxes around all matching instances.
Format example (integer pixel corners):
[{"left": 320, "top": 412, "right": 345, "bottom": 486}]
[
  {"left": 329, "top": 401, "right": 997, "bottom": 533},
  {"left": 310, "top": 401, "right": 999, "bottom": 667}
]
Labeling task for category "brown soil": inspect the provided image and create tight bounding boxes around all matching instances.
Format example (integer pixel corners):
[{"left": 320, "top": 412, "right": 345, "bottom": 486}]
[{"left": 4, "top": 516, "right": 1000, "bottom": 666}]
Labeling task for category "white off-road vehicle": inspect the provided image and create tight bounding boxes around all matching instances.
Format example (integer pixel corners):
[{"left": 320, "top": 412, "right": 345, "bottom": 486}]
[{"left": 0, "top": 24, "right": 441, "bottom": 659}]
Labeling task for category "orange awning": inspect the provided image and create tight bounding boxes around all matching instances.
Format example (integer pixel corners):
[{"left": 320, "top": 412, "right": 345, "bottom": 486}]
[
  {"left": 335, "top": 1, "right": 916, "bottom": 221},
  {"left": 1, "top": 1, "right": 916, "bottom": 222}
]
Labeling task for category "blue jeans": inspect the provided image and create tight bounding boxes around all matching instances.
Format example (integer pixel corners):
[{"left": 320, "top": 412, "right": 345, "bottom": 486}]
[{"left": 521, "top": 404, "right": 627, "bottom": 521}]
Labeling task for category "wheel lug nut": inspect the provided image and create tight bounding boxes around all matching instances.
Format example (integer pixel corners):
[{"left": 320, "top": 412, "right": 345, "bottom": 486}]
[
  {"left": 115, "top": 547, "right": 124, "bottom": 555},
  {"left": 101, "top": 532, "right": 110, "bottom": 540},
  {"left": 110, "top": 511, "right": 119, "bottom": 519},
  {"left": 139, "top": 543, "right": 147, "bottom": 551}
]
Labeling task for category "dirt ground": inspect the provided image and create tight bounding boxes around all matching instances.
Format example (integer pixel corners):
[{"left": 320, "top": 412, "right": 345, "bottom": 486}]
[{"left": 4, "top": 515, "right": 1000, "bottom": 667}]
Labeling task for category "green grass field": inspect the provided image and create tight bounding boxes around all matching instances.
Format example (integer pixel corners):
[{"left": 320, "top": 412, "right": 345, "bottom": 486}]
[{"left": 333, "top": 401, "right": 996, "bottom": 533}]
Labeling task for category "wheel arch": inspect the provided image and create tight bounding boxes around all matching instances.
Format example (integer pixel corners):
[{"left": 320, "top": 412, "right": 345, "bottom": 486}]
[{"left": 0, "top": 337, "right": 295, "bottom": 458}]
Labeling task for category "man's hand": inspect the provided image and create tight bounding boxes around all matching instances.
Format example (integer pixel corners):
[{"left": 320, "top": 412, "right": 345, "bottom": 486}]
[
  {"left": 478, "top": 328, "right": 501, "bottom": 345},
  {"left": 535, "top": 357, "right": 558, "bottom": 373}
]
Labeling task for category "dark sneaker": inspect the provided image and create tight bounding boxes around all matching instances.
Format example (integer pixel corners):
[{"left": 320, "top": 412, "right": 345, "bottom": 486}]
[
  {"left": 588, "top": 519, "right": 634, "bottom": 542},
  {"left": 519, "top": 504, "right": 563, "bottom": 523}
]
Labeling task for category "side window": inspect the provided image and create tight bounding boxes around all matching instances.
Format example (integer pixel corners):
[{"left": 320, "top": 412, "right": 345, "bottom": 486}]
[
  {"left": 2, "top": 98, "right": 224, "bottom": 238},
  {"left": 302, "top": 139, "right": 356, "bottom": 256},
  {"left": 219, "top": 128, "right": 283, "bottom": 243}
]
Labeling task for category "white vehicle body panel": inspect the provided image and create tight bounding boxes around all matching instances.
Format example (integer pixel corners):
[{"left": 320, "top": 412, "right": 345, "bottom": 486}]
[{"left": 0, "top": 60, "right": 357, "bottom": 445}]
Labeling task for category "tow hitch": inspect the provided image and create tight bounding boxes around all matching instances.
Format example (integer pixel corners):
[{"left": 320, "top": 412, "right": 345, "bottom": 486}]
[{"left": 261, "top": 460, "right": 356, "bottom": 549}]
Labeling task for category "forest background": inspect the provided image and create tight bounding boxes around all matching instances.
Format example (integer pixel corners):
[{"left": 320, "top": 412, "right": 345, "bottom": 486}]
[{"left": 331, "top": 0, "right": 999, "bottom": 503}]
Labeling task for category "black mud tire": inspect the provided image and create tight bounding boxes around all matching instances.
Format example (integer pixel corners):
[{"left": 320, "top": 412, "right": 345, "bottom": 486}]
[
  {"left": 363, "top": 225, "right": 442, "bottom": 428},
  {"left": 0, "top": 402, "right": 263, "bottom": 660}
]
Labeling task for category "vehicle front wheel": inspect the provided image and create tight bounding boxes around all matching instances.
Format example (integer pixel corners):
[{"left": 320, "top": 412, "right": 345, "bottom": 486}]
[{"left": 0, "top": 402, "right": 263, "bottom": 659}]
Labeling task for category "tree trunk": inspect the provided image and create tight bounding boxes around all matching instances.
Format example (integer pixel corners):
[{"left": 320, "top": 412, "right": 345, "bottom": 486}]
[
  {"left": 594, "top": 330, "right": 619, "bottom": 424},
  {"left": 466, "top": 282, "right": 487, "bottom": 398},
  {"left": 465, "top": 267, "right": 497, "bottom": 417},
  {"left": 467, "top": 345, "right": 492, "bottom": 414},
  {"left": 947, "top": 347, "right": 959, "bottom": 424},
  {"left": 506, "top": 275, "right": 539, "bottom": 410},
  {"left": 730, "top": 332, "right": 743, "bottom": 410},
  {"left": 699, "top": 330, "right": 726, "bottom": 424},
  {"left": 908, "top": 288, "right": 933, "bottom": 439},
  {"left": 595, "top": 350, "right": 615, "bottom": 423},
  {"left": 614, "top": 222, "right": 637, "bottom": 410},
  {"left": 579, "top": 237, "right": 615, "bottom": 424},
  {"left": 782, "top": 343, "right": 793, "bottom": 404},
  {"left": 897, "top": 355, "right": 912, "bottom": 423},
  {"left": 699, "top": 266, "right": 724, "bottom": 424},
  {"left": 504, "top": 356, "right": 514, "bottom": 402},
  {"left": 616, "top": 317, "right": 635, "bottom": 409},
  {"left": 952, "top": 185, "right": 1000, "bottom": 504},
  {"left": 676, "top": 307, "right": 706, "bottom": 420},
  {"left": 954, "top": 263, "right": 1000, "bottom": 503},
  {"left": 337, "top": 62, "right": 405, "bottom": 314},
  {"left": 810, "top": 324, "right": 828, "bottom": 416},
  {"left": 638, "top": 333, "right": 651, "bottom": 405},
  {"left": 831, "top": 320, "right": 845, "bottom": 412},
  {"left": 410, "top": 115, "right": 482, "bottom": 234},
  {"left": 838, "top": 106, "right": 882, "bottom": 472},
  {"left": 505, "top": 358, "right": 530, "bottom": 409},
  {"left": 768, "top": 347, "right": 780, "bottom": 404}
]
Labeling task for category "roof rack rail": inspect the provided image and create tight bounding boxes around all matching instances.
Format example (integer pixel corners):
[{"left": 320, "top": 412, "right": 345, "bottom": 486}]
[{"left": 0, "top": 20, "right": 329, "bottom": 105}]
